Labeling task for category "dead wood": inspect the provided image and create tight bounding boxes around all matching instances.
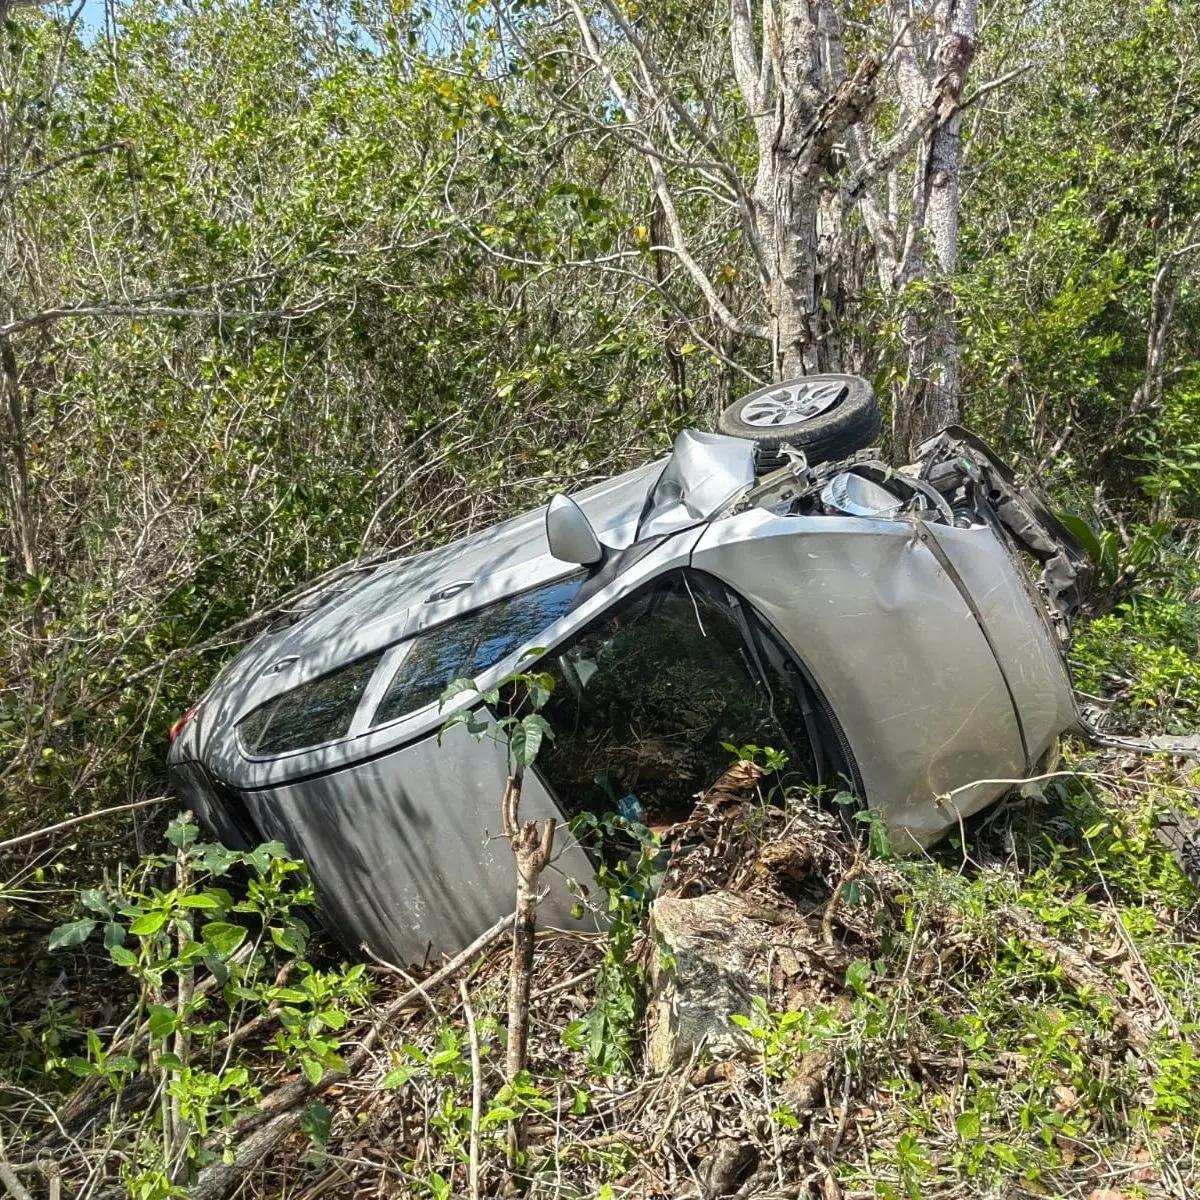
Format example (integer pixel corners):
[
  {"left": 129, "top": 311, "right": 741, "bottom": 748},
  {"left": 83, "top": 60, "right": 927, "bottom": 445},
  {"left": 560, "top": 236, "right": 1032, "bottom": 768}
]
[
  {"left": 999, "top": 905, "right": 1152, "bottom": 1051},
  {"left": 501, "top": 772, "right": 555, "bottom": 1169},
  {"left": 0, "top": 796, "right": 170, "bottom": 854},
  {"left": 0, "top": 1132, "right": 34, "bottom": 1200},
  {"left": 187, "top": 909, "right": 514, "bottom": 1200}
]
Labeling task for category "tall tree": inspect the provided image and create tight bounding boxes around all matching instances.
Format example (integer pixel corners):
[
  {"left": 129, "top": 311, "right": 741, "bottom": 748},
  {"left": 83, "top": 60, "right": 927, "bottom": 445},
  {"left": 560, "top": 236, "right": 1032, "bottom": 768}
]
[{"left": 493, "top": 0, "right": 989, "bottom": 451}]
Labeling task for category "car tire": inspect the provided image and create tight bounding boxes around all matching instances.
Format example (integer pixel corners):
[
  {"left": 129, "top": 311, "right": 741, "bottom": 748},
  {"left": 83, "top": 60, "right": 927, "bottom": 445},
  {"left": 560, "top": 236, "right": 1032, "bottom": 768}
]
[{"left": 718, "top": 374, "right": 882, "bottom": 470}]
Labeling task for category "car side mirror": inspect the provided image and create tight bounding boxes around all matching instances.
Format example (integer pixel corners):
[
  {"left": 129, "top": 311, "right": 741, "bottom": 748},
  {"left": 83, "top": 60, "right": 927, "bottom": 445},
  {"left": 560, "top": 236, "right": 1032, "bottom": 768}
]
[{"left": 546, "top": 494, "right": 604, "bottom": 565}]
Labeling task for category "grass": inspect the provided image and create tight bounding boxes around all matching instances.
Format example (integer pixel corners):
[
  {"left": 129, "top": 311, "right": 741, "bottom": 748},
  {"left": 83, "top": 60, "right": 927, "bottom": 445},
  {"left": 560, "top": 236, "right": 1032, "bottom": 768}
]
[
  {"left": 4, "top": 560, "right": 1200, "bottom": 1200},
  {"left": 825, "top": 760, "right": 1200, "bottom": 1198}
]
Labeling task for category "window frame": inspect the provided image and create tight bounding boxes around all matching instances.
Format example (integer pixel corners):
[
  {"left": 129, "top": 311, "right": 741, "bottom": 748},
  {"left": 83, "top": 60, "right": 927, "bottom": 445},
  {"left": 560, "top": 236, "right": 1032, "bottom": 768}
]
[
  {"left": 523, "top": 567, "right": 858, "bottom": 829},
  {"left": 235, "top": 570, "right": 589, "bottom": 761}
]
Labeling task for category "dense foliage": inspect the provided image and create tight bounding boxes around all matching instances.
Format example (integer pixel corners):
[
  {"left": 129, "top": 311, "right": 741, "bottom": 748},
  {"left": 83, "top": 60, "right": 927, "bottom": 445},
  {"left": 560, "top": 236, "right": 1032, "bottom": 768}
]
[
  {"left": 2, "top": 0, "right": 1198, "bottom": 849},
  {"left": 1, "top": 0, "right": 1198, "bottom": 1196}
]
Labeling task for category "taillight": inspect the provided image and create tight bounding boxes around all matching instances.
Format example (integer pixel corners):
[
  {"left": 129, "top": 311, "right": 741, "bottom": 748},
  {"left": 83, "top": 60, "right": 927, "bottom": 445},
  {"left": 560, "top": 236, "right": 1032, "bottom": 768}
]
[{"left": 169, "top": 706, "right": 198, "bottom": 743}]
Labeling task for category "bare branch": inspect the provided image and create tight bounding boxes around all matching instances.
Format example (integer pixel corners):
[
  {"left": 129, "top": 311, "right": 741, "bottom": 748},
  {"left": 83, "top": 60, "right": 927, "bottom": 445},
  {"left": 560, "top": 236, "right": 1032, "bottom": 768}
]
[
  {"left": 844, "top": 99, "right": 939, "bottom": 205},
  {"left": 596, "top": 0, "right": 771, "bottom": 280},
  {"left": 564, "top": 0, "right": 768, "bottom": 342},
  {"left": 0, "top": 140, "right": 128, "bottom": 205},
  {"left": 0, "top": 300, "right": 322, "bottom": 339},
  {"left": 959, "top": 60, "right": 1032, "bottom": 111},
  {"left": 0, "top": 796, "right": 170, "bottom": 853}
]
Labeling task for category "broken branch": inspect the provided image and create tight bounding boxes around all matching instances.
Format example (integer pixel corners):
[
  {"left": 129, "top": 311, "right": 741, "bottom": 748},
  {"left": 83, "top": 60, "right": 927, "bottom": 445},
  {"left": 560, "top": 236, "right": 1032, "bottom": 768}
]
[
  {"left": 190, "top": 911, "right": 514, "bottom": 1200},
  {"left": 501, "top": 771, "right": 556, "bottom": 1170},
  {"left": 0, "top": 796, "right": 170, "bottom": 853},
  {"left": 460, "top": 978, "right": 483, "bottom": 1200}
]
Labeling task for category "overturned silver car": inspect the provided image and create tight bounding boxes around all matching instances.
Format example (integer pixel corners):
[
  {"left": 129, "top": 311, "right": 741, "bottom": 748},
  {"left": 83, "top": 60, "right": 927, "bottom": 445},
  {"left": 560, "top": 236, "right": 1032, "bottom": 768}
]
[{"left": 168, "top": 376, "right": 1086, "bottom": 962}]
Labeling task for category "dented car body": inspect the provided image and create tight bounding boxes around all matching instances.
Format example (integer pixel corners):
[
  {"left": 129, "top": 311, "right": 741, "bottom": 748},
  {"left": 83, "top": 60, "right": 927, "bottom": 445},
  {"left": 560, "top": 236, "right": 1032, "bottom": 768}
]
[{"left": 168, "top": 415, "right": 1085, "bottom": 963}]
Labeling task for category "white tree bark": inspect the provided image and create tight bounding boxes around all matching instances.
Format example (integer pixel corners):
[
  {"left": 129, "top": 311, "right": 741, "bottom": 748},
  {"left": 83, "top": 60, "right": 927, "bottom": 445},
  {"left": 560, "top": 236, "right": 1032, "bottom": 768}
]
[
  {"left": 731, "top": 0, "right": 877, "bottom": 378},
  {"left": 918, "top": 0, "right": 978, "bottom": 445},
  {"left": 522, "top": 0, "right": 990, "bottom": 421}
]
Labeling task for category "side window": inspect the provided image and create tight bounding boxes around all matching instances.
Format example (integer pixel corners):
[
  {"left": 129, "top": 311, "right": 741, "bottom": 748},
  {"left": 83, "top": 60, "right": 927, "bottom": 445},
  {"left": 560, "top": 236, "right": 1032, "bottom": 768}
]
[
  {"left": 237, "top": 573, "right": 587, "bottom": 757},
  {"left": 536, "top": 573, "right": 816, "bottom": 827},
  {"left": 239, "top": 653, "right": 383, "bottom": 755},
  {"left": 372, "top": 573, "right": 585, "bottom": 726}
]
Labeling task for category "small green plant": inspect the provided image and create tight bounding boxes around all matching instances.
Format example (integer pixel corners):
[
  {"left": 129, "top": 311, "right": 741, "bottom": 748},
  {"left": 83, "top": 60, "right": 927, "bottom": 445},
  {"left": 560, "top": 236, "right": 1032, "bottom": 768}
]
[
  {"left": 439, "top": 664, "right": 561, "bottom": 1171},
  {"left": 46, "top": 814, "right": 370, "bottom": 1186},
  {"left": 833, "top": 790, "right": 894, "bottom": 859},
  {"left": 720, "top": 741, "right": 789, "bottom": 774},
  {"left": 563, "top": 809, "right": 663, "bottom": 1075},
  {"left": 729, "top": 997, "right": 846, "bottom": 1083},
  {"left": 1072, "top": 592, "right": 1200, "bottom": 728},
  {"left": 1056, "top": 511, "right": 1172, "bottom": 589},
  {"left": 439, "top": 664, "right": 557, "bottom": 773}
]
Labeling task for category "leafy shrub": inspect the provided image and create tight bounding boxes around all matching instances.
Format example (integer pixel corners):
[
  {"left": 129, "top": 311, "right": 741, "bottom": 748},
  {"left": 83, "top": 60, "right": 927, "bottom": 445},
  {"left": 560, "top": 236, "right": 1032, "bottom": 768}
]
[
  {"left": 45, "top": 814, "right": 370, "bottom": 1192},
  {"left": 1072, "top": 593, "right": 1200, "bottom": 730}
]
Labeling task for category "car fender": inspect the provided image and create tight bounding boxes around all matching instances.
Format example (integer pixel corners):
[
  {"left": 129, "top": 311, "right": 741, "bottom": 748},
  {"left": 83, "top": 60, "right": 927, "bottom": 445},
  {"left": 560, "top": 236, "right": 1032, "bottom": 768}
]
[{"left": 691, "top": 508, "right": 1029, "bottom": 848}]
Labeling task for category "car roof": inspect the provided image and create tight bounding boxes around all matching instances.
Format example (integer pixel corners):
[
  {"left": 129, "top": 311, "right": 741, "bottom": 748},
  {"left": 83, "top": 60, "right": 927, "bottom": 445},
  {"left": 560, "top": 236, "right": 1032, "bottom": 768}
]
[
  {"left": 209, "top": 457, "right": 668, "bottom": 716},
  {"left": 198, "top": 429, "right": 762, "bottom": 735}
]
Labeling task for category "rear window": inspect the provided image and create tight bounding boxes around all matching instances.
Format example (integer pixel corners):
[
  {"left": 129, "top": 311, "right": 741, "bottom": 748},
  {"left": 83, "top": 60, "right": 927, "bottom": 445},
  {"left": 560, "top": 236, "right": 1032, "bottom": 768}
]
[
  {"left": 372, "top": 573, "right": 585, "bottom": 727},
  {"left": 239, "top": 652, "right": 383, "bottom": 755}
]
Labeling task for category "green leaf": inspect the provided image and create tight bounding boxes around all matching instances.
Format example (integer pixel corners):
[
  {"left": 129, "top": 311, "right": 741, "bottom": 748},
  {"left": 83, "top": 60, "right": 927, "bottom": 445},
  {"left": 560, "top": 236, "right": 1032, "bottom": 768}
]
[
  {"left": 509, "top": 712, "right": 552, "bottom": 767},
  {"left": 439, "top": 678, "right": 480, "bottom": 707},
  {"left": 955, "top": 1109, "right": 982, "bottom": 1139},
  {"left": 479, "top": 1105, "right": 519, "bottom": 1130},
  {"left": 301, "top": 1057, "right": 324, "bottom": 1085},
  {"left": 178, "top": 892, "right": 223, "bottom": 909},
  {"left": 845, "top": 959, "right": 871, "bottom": 996},
  {"left": 201, "top": 922, "right": 247, "bottom": 956},
  {"left": 165, "top": 815, "right": 198, "bottom": 849},
  {"left": 204, "top": 953, "right": 231, "bottom": 987},
  {"left": 147, "top": 1005, "right": 178, "bottom": 1038},
  {"left": 201, "top": 845, "right": 237, "bottom": 875},
  {"left": 49, "top": 919, "right": 96, "bottom": 950},
  {"left": 129, "top": 910, "right": 167, "bottom": 936},
  {"left": 109, "top": 944, "right": 137, "bottom": 967},
  {"left": 438, "top": 706, "right": 490, "bottom": 742},
  {"left": 380, "top": 1066, "right": 412, "bottom": 1089},
  {"left": 524, "top": 671, "right": 556, "bottom": 710},
  {"left": 80, "top": 888, "right": 114, "bottom": 917},
  {"left": 1056, "top": 512, "right": 1114, "bottom": 580},
  {"left": 300, "top": 1100, "right": 331, "bottom": 1147},
  {"left": 269, "top": 923, "right": 307, "bottom": 954}
]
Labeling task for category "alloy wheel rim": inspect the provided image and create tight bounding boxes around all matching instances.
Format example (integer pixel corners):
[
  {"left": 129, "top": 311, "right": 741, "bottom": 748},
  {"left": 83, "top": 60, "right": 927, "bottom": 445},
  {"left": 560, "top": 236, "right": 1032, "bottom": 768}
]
[{"left": 740, "top": 380, "right": 847, "bottom": 427}]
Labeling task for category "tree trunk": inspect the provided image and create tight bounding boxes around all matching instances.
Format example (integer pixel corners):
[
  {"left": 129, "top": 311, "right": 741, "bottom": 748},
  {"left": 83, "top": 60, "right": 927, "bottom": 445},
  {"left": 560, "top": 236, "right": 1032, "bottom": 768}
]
[
  {"left": 893, "top": 0, "right": 977, "bottom": 457},
  {"left": 754, "top": 1, "right": 863, "bottom": 381},
  {"left": 0, "top": 333, "right": 36, "bottom": 580}
]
